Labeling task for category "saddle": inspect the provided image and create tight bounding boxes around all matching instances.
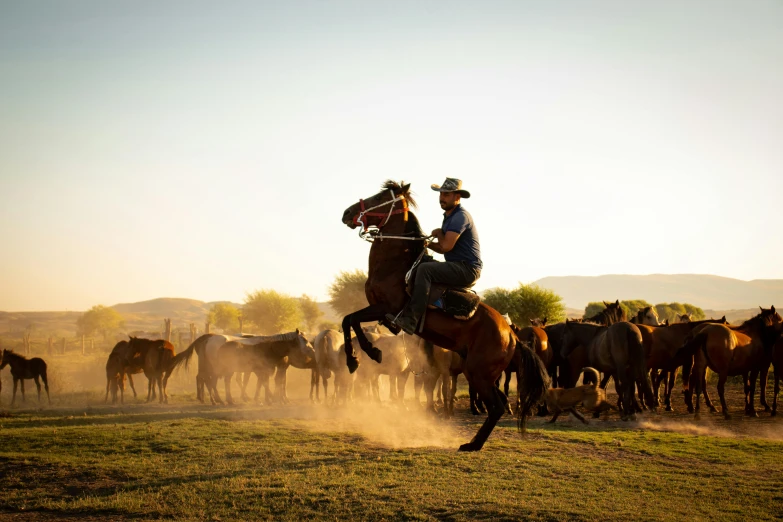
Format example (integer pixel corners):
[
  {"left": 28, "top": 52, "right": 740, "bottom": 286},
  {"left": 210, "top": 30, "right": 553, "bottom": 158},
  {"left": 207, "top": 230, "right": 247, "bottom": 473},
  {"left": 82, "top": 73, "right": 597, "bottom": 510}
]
[
  {"left": 426, "top": 284, "right": 481, "bottom": 321},
  {"left": 405, "top": 259, "right": 481, "bottom": 322}
]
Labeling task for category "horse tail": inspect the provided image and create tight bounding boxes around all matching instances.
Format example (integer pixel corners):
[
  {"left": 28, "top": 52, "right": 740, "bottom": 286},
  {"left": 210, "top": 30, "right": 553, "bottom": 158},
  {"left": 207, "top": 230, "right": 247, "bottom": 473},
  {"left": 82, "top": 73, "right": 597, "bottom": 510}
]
[
  {"left": 676, "top": 331, "right": 708, "bottom": 361},
  {"left": 168, "top": 334, "right": 207, "bottom": 373},
  {"left": 627, "top": 326, "right": 655, "bottom": 409},
  {"left": 516, "top": 336, "right": 551, "bottom": 434},
  {"left": 320, "top": 334, "right": 333, "bottom": 380}
]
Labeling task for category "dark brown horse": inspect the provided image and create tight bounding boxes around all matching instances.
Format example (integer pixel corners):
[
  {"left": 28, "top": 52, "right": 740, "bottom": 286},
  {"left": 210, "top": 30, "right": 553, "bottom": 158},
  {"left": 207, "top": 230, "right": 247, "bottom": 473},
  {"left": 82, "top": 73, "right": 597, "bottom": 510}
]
[
  {"left": 682, "top": 307, "right": 782, "bottom": 419},
  {"left": 561, "top": 321, "right": 655, "bottom": 418},
  {"left": 0, "top": 350, "right": 50, "bottom": 406},
  {"left": 772, "top": 331, "right": 783, "bottom": 416},
  {"left": 105, "top": 340, "right": 145, "bottom": 404},
  {"left": 505, "top": 324, "right": 551, "bottom": 414},
  {"left": 341, "top": 181, "right": 549, "bottom": 451},
  {"left": 125, "top": 337, "right": 176, "bottom": 403},
  {"left": 585, "top": 300, "right": 627, "bottom": 325}
]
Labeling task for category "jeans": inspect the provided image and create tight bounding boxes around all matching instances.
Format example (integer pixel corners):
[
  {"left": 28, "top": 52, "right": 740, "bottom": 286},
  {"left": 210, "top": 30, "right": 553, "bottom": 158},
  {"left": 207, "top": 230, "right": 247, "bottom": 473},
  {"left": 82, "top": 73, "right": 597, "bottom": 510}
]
[{"left": 405, "top": 260, "right": 480, "bottom": 322}]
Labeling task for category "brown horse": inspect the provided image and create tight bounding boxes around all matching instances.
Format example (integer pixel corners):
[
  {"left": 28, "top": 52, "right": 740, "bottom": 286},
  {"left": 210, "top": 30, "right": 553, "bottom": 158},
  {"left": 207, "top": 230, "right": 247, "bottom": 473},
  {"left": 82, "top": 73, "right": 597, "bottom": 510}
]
[
  {"left": 125, "top": 337, "right": 176, "bottom": 403},
  {"left": 585, "top": 300, "right": 627, "bottom": 325},
  {"left": 683, "top": 307, "right": 782, "bottom": 419},
  {"left": 341, "top": 181, "right": 549, "bottom": 451},
  {"left": 561, "top": 321, "right": 655, "bottom": 418},
  {"left": 642, "top": 317, "right": 729, "bottom": 412},
  {"left": 505, "top": 324, "right": 551, "bottom": 414},
  {"left": 0, "top": 349, "right": 50, "bottom": 406},
  {"left": 772, "top": 332, "right": 783, "bottom": 416},
  {"left": 105, "top": 340, "right": 146, "bottom": 404}
]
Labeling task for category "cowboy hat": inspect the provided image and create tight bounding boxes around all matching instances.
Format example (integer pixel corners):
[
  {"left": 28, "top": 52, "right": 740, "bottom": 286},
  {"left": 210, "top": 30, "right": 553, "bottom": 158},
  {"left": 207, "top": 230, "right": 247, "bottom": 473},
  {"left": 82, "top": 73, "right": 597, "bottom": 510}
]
[{"left": 431, "top": 178, "right": 470, "bottom": 198}]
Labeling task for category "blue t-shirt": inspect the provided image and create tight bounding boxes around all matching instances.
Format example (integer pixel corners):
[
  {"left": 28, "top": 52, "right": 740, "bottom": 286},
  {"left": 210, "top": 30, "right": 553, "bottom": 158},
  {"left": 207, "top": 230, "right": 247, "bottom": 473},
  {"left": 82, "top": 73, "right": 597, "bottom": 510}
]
[{"left": 441, "top": 205, "right": 482, "bottom": 270}]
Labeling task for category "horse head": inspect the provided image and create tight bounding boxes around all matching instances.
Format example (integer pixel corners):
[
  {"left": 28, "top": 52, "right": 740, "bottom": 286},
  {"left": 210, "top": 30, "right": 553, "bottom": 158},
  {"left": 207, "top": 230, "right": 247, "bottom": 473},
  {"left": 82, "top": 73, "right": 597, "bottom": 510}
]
[
  {"left": 342, "top": 180, "right": 415, "bottom": 230},
  {"left": 290, "top": 329, "right": 316, "bottom": 369}
]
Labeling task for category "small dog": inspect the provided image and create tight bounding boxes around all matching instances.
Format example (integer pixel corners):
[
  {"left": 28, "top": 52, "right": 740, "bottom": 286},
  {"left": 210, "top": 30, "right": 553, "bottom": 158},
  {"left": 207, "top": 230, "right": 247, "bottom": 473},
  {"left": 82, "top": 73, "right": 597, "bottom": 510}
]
[{"left": 545, "top": 367, "right": 616, "bottom": 424}]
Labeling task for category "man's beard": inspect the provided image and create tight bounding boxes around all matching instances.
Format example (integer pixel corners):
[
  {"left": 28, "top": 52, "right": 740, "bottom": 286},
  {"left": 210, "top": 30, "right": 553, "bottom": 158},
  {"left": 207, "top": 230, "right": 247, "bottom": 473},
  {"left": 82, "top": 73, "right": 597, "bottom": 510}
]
[{"left": 440, "top": 200, "right": 456, "bottom": 211}]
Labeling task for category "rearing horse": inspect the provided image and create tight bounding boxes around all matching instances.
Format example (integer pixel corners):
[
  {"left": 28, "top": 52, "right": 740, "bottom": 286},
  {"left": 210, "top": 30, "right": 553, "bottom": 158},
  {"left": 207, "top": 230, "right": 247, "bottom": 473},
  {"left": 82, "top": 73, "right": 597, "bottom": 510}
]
[{"left": 340, "top": 180, "right": 549, "bottom": 451}]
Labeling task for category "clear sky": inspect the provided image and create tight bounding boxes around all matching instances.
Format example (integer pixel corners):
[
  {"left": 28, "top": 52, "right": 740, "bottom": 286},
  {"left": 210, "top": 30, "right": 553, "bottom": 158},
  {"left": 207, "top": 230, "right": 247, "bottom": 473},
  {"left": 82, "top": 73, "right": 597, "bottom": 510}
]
[{"left": 1, "top": 1, "right": 781, "bottom": 311}]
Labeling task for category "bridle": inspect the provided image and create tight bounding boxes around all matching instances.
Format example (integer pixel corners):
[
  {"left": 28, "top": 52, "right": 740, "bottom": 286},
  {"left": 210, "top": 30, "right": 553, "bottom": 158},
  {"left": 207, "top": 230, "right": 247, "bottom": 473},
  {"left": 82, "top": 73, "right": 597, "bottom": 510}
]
[
  {"left": 352, "top": 189, "right": 408, "bottom": 232},
  {"left": 351, "top": 189, "right": 431, "bottom": 243}
]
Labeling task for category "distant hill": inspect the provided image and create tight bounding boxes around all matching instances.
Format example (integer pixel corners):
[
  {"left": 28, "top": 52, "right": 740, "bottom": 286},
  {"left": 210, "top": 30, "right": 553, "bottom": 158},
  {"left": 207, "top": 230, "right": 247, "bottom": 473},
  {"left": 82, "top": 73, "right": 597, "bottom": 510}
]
[{"left": 533, "top": 274, "right": 783, "bottom": 311}]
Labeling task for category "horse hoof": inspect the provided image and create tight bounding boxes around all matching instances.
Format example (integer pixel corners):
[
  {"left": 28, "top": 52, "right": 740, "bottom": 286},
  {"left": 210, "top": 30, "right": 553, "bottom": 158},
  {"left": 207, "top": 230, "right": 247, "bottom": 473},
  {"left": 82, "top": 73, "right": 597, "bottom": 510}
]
[
  {"left": 346, "top": 357, "right": 359, "bottom": 374},
  {"left": 723, "top": 414, "right": 731, "bottom": 420},
  {"left": 458, "top": 442, "right": 482, "bottom": 452},
  {"left": 771, "top": 411, "right": 777, "bottom": 417},
  {"left": 665, "top": 405, "right": 673, "bottom": 412},
  {"left": 687, "top": 407, "right": 694, "bottom": 414},
  {"left": 745, "top": 410, "right": 758, "bottom": 418},
  {"left": 763, "top": 405, "right": 771, "bottom": 412},
  {"left": 368, "top": 346, "right": 383, "bottom": 364},
  {"left": 709, "top": 407, "right": 718, "bottom": 414}
]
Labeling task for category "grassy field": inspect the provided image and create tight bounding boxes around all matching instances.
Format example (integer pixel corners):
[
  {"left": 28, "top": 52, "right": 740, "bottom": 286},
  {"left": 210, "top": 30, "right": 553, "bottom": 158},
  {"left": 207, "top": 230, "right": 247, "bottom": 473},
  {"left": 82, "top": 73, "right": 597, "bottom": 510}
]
[{"left": 1, "top": 363, "right": 781, "bottom": 522}]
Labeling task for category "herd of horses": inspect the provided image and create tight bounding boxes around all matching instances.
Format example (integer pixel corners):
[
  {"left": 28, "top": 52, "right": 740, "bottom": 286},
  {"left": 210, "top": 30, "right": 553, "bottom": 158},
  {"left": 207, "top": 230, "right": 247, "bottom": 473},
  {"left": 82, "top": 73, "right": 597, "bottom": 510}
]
[{"left": 2, "top": 180, "right": 782, "bottom": 452}]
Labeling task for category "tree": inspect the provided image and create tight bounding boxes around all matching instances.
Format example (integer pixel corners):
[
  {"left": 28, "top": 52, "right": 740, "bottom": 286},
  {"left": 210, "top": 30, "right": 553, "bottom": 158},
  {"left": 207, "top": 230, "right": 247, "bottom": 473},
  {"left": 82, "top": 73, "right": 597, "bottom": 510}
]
[
  {"left": 328, "top": 269, "right": 369, "bottom": 317},
  {"left": 655, "top": 302, "right": 705, "bottom": 322},
  {"left": 207, "top": 302, "right": 240, "bottom": 333},
  {"left": 76, "top": 305, "right": 125, "bottom": 341},
  {"left": 584, "top": 302, "right": 606, "bottom": 319},
  {"left": 483, "top": 284, "right": 566, "bottom": 326},
  {"left": 244, "top": 290, "right": 303, "bottom": 334},
  {"left": 299, "top": 294, "right": 323, "bottom": 332}
]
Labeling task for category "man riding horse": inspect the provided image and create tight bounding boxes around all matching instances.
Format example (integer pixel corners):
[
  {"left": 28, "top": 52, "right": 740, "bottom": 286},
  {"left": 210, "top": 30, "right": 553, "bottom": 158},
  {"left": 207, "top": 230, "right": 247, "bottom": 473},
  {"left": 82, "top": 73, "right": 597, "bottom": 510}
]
[{"left": 387, "top": 178, "right": 482, "bottom": 335}]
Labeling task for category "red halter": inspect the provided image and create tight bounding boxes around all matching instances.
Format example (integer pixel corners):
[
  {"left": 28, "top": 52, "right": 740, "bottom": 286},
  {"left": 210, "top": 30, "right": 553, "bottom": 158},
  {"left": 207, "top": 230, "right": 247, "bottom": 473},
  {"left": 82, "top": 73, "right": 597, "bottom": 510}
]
[{"left": 352, "top": 191, "right": 409, "bottom": 231}]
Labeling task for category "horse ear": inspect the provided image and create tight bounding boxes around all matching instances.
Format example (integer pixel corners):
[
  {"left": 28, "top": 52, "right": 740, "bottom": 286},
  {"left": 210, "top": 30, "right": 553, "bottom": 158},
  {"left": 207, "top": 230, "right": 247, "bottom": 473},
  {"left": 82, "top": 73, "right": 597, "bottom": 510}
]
[
  {"left": 615, "top": 299, "right": 620, "bottom": 306},
  {"left": 760, "top": 306, "right": 764, "bottom": 312},
  {"left": 603, "top": 301, "right": 609, "bottom": 307},
  {"left": 772, "top": 305, "right": 776, "bottom": 313},
  {"left": 401, "top": 183, "right": 410, "bottom": 193},
  {"left": 296, "top": 328, "right": 300, "bottom": 334}
]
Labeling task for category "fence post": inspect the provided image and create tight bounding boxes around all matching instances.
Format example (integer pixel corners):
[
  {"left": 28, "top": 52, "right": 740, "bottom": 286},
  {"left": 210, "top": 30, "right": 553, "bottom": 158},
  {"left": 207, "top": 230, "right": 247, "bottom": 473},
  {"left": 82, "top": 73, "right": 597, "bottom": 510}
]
[
  {"left": 189, "top": 323, "right": 196, "bottom": 345},
  {"left": 164, "top": 318, "right": 172, "bottom": 342},
  {"left": 205, "top": 322, "right": 211, "bottom": 335},
  {"left": 177, "top": 330, "right": 184, "bottom": 350},
  {"left": 90, "top": 338, "right": 94, "bottom": 353},
  {"left": 238, "top": 313, "right": 244, "bottom": 334}
]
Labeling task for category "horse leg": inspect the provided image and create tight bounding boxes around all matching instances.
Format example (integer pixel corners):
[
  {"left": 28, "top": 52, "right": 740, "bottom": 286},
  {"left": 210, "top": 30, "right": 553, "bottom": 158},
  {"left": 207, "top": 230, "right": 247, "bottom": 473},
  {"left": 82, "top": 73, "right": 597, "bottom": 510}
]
[
  {"left": 224, "top": 373, "right": 234, "bottom": 405},
  {"left": 772, "top": 369, "right": 780, "bottom": 417},
  {"left": 503, "top": 372, "right": 513, "bottom": 414},
  {"left": 717, "top": 373, "right": 730, "bottom": 419},
  {"left": 665, "top": 369, "right": 677, "bottom": 412},
  {"left": 615, "top": 367, "right": 634, "bottom": 421},
  {"left": 341, "top": 305, "right": 387, "bottom": 372},
  {"left": 448, "top": 374, "right": 459, "bottom": 418},
  {"left": 11, "top": 378, "right": 19, "bottom": 407},
  {"left": 458, "top": 378, "right": 505, "bottom": 452},
  {"left": 682, "top": 360, "right": 695, "bottom": 413},
  {"left": 20, "top": 378, "right": 26, "bottom": 403},
  {"left": 759, "top": 366, "right": 771, "bottom": 412},
  {"left": 422, "top": 372, "right": 437, "bottom": 414},
  {"left": 126, "top": 374, "right": 137, "bottom": 398},
  {"left": 702, "top": 373, "right": 718, "bottom": 413},
  {"left": 34, "top": 376, "right": 42, "bottom": 402},
  {"left": 746, "top": 371, "right": 759, "bottom": 418},
  {"left": 157, "top": 374, "right": 165, "bottom": 404}
]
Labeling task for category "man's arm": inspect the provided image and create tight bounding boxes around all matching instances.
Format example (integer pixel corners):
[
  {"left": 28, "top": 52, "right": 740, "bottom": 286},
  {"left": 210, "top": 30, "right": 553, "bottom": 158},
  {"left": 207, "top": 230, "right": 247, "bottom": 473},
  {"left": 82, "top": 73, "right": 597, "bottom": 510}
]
[{"left": 429, "top": 231, "right": 460, "bottom": 254}]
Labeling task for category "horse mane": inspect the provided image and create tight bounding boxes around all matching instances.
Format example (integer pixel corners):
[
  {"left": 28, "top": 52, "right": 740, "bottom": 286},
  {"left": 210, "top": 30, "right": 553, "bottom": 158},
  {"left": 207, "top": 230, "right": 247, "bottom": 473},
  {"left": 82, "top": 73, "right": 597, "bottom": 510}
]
[
  {"left": 738, "top": 308, "right": 780, "bottom": 330},
  {"left": 2, "top": 349, "right": 27, "bottom": 362},
  {"left": 382, "top": 180, "right": 417, "bottom": 209}
]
